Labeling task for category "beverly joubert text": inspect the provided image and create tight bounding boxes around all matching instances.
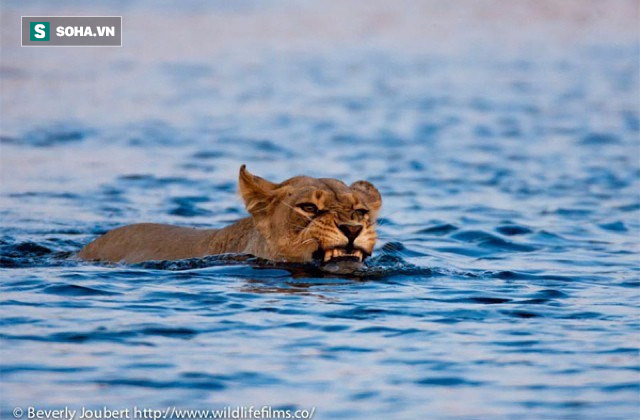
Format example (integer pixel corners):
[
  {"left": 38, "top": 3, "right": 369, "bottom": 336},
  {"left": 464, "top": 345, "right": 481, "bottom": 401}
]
[{"left": 17, "top": 406, "right": 316, "bottom": 419}]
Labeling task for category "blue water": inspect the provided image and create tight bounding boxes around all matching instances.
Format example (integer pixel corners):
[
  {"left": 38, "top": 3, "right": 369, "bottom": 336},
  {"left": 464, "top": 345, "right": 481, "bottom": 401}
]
[{"left": 1, "top": 2, "right": 639, "bottom": 419}]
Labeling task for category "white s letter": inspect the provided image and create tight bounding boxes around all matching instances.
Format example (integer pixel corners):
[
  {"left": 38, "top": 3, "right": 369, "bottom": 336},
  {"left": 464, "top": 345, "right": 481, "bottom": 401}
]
[{"left": 34, "top": 24, "right": 45, "bottom": 38}]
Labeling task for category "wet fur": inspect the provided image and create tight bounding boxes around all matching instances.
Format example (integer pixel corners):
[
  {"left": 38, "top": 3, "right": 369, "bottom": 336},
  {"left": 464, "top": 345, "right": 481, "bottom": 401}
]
[{"left": 78, "top": 165, "right": 381, "bottom": 264}]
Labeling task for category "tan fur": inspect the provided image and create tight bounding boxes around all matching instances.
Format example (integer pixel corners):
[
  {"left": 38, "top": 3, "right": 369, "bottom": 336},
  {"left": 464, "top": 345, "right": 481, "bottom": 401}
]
[{"left": 78, "top": 165, "right": 381, "bottom": 264}]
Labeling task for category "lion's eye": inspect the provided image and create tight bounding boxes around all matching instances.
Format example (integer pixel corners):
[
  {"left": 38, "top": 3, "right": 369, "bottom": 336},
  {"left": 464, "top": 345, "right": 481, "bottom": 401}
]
[
  {"left": 297, "top": 203, "right": 319, "bottom": 215},
  {"left": 354, "top": 209, "right": 369, "bottom": 217}
]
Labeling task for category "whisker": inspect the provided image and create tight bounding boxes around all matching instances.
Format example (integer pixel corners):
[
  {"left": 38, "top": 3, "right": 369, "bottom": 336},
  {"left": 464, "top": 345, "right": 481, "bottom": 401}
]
[
  {"left": 281, "top": 201, "right": 313, "bottom": 222},
  {"left": 298, "top": 237, "right": 317, "bottom": 246},
  {"left": 375, "top": 208, "right": 406, "bottom": 225}
]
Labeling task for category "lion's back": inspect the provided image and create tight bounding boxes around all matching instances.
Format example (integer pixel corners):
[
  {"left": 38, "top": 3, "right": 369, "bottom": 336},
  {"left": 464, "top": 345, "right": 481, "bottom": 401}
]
[{"left": 77, "top": 223, "right": 213, "bottom": 263}]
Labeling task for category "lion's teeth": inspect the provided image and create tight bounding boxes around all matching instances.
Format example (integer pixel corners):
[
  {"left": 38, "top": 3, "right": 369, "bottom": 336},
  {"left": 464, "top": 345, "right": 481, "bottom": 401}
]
[{"left": 324, "top": 250, "right": 332, "bottom": 262}]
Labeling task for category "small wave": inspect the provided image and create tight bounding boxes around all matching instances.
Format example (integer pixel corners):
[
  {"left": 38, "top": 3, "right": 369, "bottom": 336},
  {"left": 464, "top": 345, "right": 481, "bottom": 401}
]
[
  {"left": 599, "top": 221, "right": 628, "bottom": 232},
  {"left": 490, "top": 271, "right": 578, "bottom": 282},
  {"left": 495, "top": 225, "right": 533, "bottom": 236},
  {"left": 10, "top": 122, "right": 96, "bottom": 147},
  {"left": 132, "top": 252, "right": 435, "bottom": 279},
  {"left": 42, "top": 284, "right": 120, "bottom": 297},
  {"left": 0, "top": 240, "right": 76, "bottom": 268},
  {"left": 451, "top": 230, "right": 536, "bottom": 252},
  {"left": 415, "top": 377, "right": 486, "bottom": 387},
  {"left": 168, "top": 196, "right": 213, "bottom": 217},
  {"left": 416, "top": 223, "right": 459, "bottom": 236},
  {"left": 581, "top": 132, "right": 621, "bottom": 145}
]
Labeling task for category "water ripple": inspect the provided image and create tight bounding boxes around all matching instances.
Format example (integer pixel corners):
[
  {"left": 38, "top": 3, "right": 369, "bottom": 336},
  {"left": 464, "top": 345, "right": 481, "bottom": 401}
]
[{"left": 1, "top": 10, "right": 638, "bottom": 419}]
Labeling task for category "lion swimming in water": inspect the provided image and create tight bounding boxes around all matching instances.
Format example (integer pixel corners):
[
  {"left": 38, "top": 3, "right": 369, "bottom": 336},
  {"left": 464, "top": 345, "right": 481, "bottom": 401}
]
[{"left": 78, "top": 165, "right": 382, "bottom": 266}]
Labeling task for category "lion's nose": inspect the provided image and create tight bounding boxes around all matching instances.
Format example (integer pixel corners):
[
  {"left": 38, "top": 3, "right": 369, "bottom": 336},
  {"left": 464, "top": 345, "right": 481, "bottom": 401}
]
[{"left": 338, "top": 224, "right": 363, "bottom": 242}]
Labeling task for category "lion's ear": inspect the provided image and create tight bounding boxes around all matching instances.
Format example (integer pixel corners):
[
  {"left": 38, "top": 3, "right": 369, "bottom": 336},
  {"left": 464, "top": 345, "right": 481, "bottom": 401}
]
[
  {"left": 239, "top": 165, "right": 277, "bottom": 215},
  {"left": 351, "top": 180, "right": 382, "bottom": 214}
]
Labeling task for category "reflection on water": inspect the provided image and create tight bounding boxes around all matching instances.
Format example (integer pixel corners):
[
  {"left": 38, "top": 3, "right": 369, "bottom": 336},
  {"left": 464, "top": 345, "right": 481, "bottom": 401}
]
[{"left": 1, "top": 1, "right": 639, "bottom": 419}]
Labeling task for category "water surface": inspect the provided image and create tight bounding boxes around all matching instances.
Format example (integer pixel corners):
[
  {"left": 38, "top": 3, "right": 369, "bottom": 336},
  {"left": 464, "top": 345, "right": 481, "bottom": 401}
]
[{"left": 1, "top": 1, "right": 639, "bottom": 419}]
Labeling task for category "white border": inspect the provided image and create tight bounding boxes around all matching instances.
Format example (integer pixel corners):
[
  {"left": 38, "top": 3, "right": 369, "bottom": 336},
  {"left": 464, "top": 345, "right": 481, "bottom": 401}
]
[{"left": 21, "top": 16, "right": 122, "bottom": 47}]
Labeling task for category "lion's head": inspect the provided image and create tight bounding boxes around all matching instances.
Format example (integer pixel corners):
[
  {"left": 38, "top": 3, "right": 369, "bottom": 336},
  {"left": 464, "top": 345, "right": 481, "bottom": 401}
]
[{"left": 239, "top": 165, "right": 382, "bottom": 265}]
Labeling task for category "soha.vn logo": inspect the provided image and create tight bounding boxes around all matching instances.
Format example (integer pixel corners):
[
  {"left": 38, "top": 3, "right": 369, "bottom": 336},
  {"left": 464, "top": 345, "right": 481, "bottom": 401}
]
[
  {"left": 29, "top": 21, "right": 116, "bottom": 41},
  {"left": 23, "top": 17, "right": 121, "bottom": 46}
]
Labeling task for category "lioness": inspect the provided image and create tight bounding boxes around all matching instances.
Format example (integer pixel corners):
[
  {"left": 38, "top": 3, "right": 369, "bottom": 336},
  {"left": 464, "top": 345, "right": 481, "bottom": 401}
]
[{"left": 78, "top": 165, "right": 381, "bottom": 265}]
